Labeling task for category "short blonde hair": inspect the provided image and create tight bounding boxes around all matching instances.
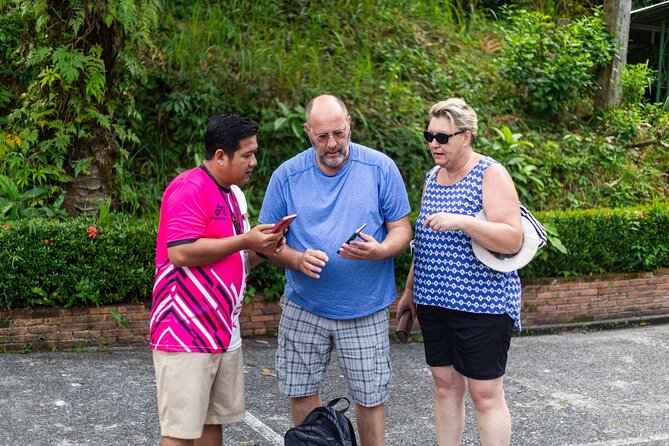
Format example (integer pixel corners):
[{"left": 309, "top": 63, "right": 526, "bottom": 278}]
[{"left": 428, "top": 98, "right": 478, "bottom": 146}]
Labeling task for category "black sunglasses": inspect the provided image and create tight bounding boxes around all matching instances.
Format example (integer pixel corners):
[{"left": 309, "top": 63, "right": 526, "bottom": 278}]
[{"left": 423, "top": 130, "right": 465, "bottom": 144}]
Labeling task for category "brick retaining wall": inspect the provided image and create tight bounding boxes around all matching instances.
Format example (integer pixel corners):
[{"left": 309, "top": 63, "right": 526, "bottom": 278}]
[
  {"left": 521, "top": 268, "right": 669, "bottom": 326},
  {"left": 1, "top": 268, "right": 668, "bottom": 351}
]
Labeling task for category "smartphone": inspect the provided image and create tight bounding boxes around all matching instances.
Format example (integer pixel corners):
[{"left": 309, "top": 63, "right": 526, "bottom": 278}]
[
  {"left": 337, "top": 223, "right": 367, "bottom": 253},
  {"left": 272, "top": 214, "right": 297, "bottom": 233}
]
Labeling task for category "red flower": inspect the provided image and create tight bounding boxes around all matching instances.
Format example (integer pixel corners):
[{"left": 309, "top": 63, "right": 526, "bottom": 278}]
[
  {"left": 43, "top": 239, "right": 50, "bottom": 244},
  {"left": 86, "top": 226, "right": 99, "bottom": 238}
]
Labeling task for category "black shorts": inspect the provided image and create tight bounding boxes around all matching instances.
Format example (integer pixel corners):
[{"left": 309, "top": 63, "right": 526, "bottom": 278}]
[{"left": 416, "top": 305, "right": 514, "bottom": 380}]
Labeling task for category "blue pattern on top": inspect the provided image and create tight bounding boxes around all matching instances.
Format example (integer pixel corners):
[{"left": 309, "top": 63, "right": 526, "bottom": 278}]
[{"left": 413, "top": 157, "right": 522, "bottom": 329}]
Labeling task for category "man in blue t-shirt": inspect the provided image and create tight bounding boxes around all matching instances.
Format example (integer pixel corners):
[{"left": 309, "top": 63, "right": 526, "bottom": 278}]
[{"left": 259, "top": 94, "right": 411, "bottom": 446}]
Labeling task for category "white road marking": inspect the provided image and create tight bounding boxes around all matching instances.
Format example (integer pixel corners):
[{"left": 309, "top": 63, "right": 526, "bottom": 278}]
[
  {"left": 568, "top": 434, "right": 669, "bottom": 446},
  {"left": 244, "top": 411, "right": 284, "bottom": 445}
]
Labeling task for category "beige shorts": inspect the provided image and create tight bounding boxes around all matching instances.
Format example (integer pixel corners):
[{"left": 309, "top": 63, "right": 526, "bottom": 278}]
[{"left": 152, "top": 348, "right": 245, "bottom": 439}]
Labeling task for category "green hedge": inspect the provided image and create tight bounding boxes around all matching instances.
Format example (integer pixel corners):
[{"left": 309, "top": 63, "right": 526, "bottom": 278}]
[
  {"left": 0, "top": 216, "right": 155, "bottom": 309},
  {"left": 2, "top": 203, "right": 668, "bottom": 310},
  {"left": 522, "top": 202, "right": 669, "bottom": 278}
]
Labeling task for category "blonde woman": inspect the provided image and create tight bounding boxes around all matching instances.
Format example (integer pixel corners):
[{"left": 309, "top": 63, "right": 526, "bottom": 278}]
[{"left": 397, "top": 98, "right": 523, "bottom": 446}]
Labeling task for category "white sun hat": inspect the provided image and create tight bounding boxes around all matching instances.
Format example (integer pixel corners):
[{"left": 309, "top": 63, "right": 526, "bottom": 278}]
[{"left": 471, "top": 209, "right": 542, "bottom": 272}]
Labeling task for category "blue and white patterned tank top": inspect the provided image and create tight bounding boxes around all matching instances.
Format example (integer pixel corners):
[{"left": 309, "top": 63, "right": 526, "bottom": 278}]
[{"left": 413, "top": 156, "right": 522, "bottom": 330}]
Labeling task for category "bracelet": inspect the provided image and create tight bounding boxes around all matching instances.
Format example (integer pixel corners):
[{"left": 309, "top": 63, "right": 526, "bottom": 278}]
[{"left": 255, "top": 251, "right": 268, "bottom": 259}]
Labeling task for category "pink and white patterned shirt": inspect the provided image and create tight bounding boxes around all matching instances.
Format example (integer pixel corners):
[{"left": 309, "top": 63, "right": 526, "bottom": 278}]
[{"left": 150, "top": 166, "right": 250, "bottom": 353}]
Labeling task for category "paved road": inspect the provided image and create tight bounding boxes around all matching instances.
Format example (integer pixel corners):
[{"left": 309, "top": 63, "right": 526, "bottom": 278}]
[{"left": 1, "top": 323, "right": 668, "bottom": 445}]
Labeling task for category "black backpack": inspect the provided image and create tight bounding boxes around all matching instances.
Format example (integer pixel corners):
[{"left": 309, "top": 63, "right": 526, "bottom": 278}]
[{"left": 284, "top": 397, "right": 358, "bottom": 446}]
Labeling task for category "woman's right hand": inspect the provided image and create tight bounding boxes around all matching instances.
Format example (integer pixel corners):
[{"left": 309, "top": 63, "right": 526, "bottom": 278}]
[
  {"left": 396, "top": 289, "right": 416, "bottom": 320},
  {"left": 423, "top": 212, "right": 469, "bottom": 232}
]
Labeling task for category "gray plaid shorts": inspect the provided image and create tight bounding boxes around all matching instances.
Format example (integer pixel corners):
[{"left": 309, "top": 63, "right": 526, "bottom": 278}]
[{"left": 276, "top": 297, "right": 392, "bottom": 407}]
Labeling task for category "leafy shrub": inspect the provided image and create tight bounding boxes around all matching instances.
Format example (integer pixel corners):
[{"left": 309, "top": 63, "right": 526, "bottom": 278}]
[
  {"left": 498, "top": 7, "right": 615, "bottom": 115},
  {"left": 477, "top": 126, "right": 543, "bottom": 204},
  {"left": 0, "top": 174, "right": 65, "bottom": 219},
  {"left": 621, "top": 63, "right": 656, "bottom": 105},
  {"left": 543, "top": 134, "right": 663, "bottom": 209},
  {"left": 2, "top": 203, "right": 668, "bottom": 309},
  {"left": 488, "top": 102, "right": 669, "bottom": 212},
  {"left": 522, "top": 202, "right": 669, "bottom": 278},
  {"left": 0, "top": 215, "right": 155, "bottom": 309}
]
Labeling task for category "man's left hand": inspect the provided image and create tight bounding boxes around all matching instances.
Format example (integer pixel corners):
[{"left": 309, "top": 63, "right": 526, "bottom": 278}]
[{"left": 337, "top": 232, "right": 382, "bottom": 260}]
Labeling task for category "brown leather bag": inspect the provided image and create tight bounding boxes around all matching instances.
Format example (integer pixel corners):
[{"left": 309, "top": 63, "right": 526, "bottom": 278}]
[{"left": 395, "top": 310, "right": 414, "bottom": 343}]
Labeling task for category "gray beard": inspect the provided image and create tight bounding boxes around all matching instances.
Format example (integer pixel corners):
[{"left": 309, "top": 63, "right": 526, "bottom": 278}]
[
  {"left": 319, "top": 143, "right": 350, "bottom": 168},
  {"left": 320, "top": 152, "right": 346, "bottom": 168}
]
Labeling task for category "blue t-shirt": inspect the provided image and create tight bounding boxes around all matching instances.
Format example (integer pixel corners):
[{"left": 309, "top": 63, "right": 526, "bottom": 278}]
[
  {"left": 259, "top": 142, "right": 411, "bottom": 320},
  {"left": 413, "top": 157, "right": 522, "bottom": 329}
]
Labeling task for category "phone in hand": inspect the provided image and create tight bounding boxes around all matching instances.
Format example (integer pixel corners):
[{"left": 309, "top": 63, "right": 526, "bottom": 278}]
[
  {"left": 337, "top": 223, "right": 367, "bottom": 254},
  {"left": 272, "top": 214, "right": 297, "bottom": 233}
]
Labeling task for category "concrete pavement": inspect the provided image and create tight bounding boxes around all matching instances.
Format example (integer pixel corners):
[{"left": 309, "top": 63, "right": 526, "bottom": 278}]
[{"left": 1, "top": 323, "right": 668, "bottom": 445}]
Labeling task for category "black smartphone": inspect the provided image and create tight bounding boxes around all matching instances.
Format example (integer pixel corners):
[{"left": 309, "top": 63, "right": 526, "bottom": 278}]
[{"left": 337, "top": 223, "right": 367, "bottom": 253}]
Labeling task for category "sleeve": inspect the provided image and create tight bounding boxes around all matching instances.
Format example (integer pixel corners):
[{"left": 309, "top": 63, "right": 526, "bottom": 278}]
[
  {"left": 164, "top": 180, "right": 208, "bottom": 246},
  {"left": 380, "top": 160, "right": 411, "bottom": 222},
  {"left": 259, "top": 169, "right": 287, "bottom": 226}
]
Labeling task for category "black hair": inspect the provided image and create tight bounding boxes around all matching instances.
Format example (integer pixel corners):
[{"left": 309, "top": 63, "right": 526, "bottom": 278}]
[{"left": 204, "top": 114, "right": 259, "bottom": 160}]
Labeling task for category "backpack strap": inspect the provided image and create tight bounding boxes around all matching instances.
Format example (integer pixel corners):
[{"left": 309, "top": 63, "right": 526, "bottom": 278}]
[
  {"left": 326, "top": 397, "right": 351, "bottom": 413},
  {"left": 342, "top": 414, "right": 357, "bottom": 446},
  {"left": 325, "top": 398, "right": 357, "bottom": 446}
]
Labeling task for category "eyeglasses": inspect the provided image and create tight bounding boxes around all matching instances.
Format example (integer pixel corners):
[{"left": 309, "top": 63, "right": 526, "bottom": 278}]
[
  {"left": 423, "top": 130, "right": 465, "bottom": 145},
  {"left": 312, "top": 128, "right": 348, "bottom": 144}
]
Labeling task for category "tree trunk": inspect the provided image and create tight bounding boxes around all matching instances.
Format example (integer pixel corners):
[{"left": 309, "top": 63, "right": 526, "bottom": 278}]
[
  {"left": 62, "top": 129, "right": 115, "bottom": 216},
  {"left": 596, "top": 0, "right": 632, "bottom": 110}
]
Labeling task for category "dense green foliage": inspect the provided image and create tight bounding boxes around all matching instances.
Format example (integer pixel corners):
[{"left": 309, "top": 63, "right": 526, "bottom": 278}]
[
  {"left": 126, "top": 2, "right": 666, "bottom": 217},
  {"left": 2, "top": 0, "right": 666, "bottom": 219},
  {"left": 1, "top": 205, "right": 667, "bottom": 309},
  {"left": 500, "top": 7, "right": 614, "bottom": 115},
  {"left": 0, "top": 0, "right": 161, "bottom": 213}
]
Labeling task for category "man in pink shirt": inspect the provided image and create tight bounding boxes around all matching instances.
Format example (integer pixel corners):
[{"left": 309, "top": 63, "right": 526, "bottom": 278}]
[{"left": 151, "top": 114, "right": 284, "bottom": 446}]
